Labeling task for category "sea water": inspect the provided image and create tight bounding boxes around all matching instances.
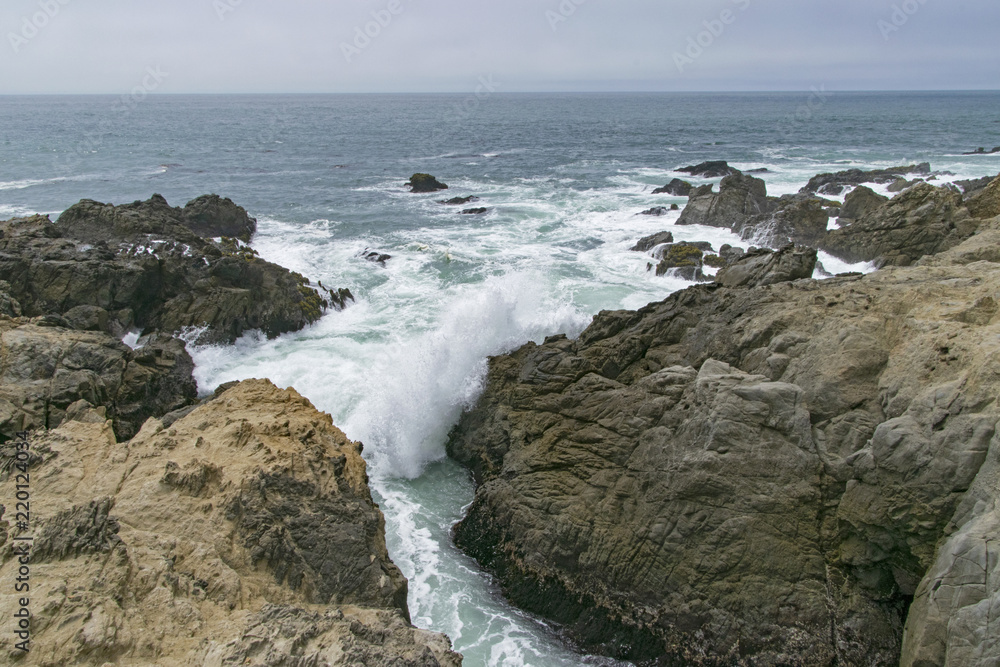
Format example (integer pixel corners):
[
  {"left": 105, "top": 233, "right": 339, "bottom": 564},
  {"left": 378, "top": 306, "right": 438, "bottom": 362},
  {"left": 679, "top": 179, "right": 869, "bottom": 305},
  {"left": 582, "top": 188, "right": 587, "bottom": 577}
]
[{"left": 2, "top": 92, "right": 999, "bottom": 666}]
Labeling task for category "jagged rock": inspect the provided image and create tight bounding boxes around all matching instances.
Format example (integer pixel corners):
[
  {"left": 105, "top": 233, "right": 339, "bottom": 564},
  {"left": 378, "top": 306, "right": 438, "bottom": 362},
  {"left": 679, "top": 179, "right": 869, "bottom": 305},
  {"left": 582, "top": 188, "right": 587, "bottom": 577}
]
[
  {"left": 690, "top": 183, "right": 715, "bottom": 197},
  {"left": 448, "top": 223, "right": 1000, "bottom": 664},
  {"left": 715, "top": 244, "right": 818, "bottom": 288},
  {"left": 0, "top": 280, "right": 21, "bottom": 317},
  {"left": 966, "top": 174, "right": 1000, "bottom": 220},
  {"left": 0, "top": 319, "right": 196, "bottom": 442},
  {"left": 180, "top": 194, "right": 257, "bottom": 242},
  {"left": 955, "top": 174, "right": 996, "bottom": 196},
  {"left": 460, "top": 207, "right": 489, "bottom": 215},
  {"left": 0, "top": 379, "right": 461, "bottom": 665},
  {"left": 718, "top": 244, "right": 746, "bottom": 265},
  {"left": 653, "top": 242, "right": 709, "bottom": 281},
  {"left": 439, "top": 195, "right": 479, "bottom": 205},
  {"left": 801, "top": 163, "right": 931, "bottom": 194},
  {"left": 638, "top": 207, "right": 670, "bottom": 216},
  {"left": 962, "top": 146, "right": 1000, "bottom": 155},
  {"left": 677, "top": 171, "right": 772, "bottom": 229},
  {"left": 676, "top": 161, "right": 738, "bottom": 178},
  {"left": 887, "top": 178, "right": 922, "bottom": 193},
  {"left": 733, "top": 194, "right": 829, "bottom": 247},
  {"left": 407, "top": 173, "right": 449, "bottom": 193},
  {"left": 652, "top": 179, "right": 693, "bottom": 196},
  {"left": 823, "top": 182, "right": 977, "bottom": 266},
  {"left": 0, "top": 197, "right": 340, "bottom": 344},
  {"left": 630, "top": 231, "right": 674, "bottom": 253},
  {"left": 361, "top": 249, "right": 392, "bottom": 266},
  {"left": 839, "top": 185, "right": 889, "bottom": 223}
]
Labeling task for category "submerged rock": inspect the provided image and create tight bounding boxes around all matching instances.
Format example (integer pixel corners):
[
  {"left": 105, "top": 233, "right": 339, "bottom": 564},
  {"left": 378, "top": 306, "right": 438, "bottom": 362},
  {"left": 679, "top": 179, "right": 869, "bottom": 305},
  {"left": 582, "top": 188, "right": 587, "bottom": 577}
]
[
  {"left": 361, "top": 249, "right": 392, "bottom": 266},
  {"left": 460, "top": 207, "right": 489, "bottom": 215},
  {"left": 439, "top": 195, "right": 480, "bottom": 205},
  {"left": 638, "top": 206, "right": 670, "bottom": 216},
  {"left": 448, "top": 221, "right": 1000, "bottom": 665},
  {"left": 407, "top": 173, "right": 449, "bottom": 192},
  {"left": 0, "top": 379, "right": 461, "bottom": 665}
]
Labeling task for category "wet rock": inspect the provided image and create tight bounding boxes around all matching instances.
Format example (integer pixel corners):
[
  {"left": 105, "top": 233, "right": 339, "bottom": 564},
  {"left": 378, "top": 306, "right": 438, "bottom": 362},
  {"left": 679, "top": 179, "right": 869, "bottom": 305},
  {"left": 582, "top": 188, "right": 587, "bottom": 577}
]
[
  {"left": 734, "top": 194, "right": 829, "bottom": 247},
  {"left": 955, "top": 174, "right": 996, "bottom": 197},
  {"left": 824, "top": 182, "right": 977, "bottom": 266},
  {"left": 630, "top": 231, "right": 674, "bottom": 253},
  {"left": 637, "top": 207, "right": 670, "bottom": 216},
  {"left": 676, "top": 171, "right": 772, "bottom": 229},
  {"left": 180, "top": 194, "right": 257, "bottom": 242},
  {"left": 439, "top": 195, "right": 479, "bottom": 205},
  {"left": 838, "top": 185, "right": 889, "bottom": 223},
  {"left": 361, "top": 249, "right": 392, "bottom": 266},
  {"left": 448, "top": 223, "right": 1000, "bottom": 664},
  {"left": 460, "top": 207, "right": 489, "bottom": 215},
  {"left": 652, "top": 178, "right": 693, "bottom": 196},
  {"left": 962, "top": 146, "right": 1000, "bottom": 155},
  {"left": 407, "top": 173, "right": 449, "bottom": 193},
  {"left": 676, "top": 160, "right": 738, "bottom": 178},
  {"left": 715, "top": 244, "right": 818, "bottom": 288},
  {"left": 653, "top": 242, "right": 709, "bottom": 281},
  {"left": 802, "top": 163, "right": 931, "bottom": 194}
]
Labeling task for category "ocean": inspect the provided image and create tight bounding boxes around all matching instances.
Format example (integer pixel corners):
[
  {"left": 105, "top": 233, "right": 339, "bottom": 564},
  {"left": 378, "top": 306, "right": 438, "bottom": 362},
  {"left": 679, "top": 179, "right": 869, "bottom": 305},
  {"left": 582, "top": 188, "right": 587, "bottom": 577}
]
[{"left": 2, "top": 91, "right": 999, "bottom": 666}]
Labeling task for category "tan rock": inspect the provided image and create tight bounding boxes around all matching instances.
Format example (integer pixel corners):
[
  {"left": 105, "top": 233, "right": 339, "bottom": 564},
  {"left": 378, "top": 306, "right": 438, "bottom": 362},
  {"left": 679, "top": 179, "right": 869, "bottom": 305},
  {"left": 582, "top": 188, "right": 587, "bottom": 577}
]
[{"left": 0, "top": 379, "right": 461, "bottom": 666}]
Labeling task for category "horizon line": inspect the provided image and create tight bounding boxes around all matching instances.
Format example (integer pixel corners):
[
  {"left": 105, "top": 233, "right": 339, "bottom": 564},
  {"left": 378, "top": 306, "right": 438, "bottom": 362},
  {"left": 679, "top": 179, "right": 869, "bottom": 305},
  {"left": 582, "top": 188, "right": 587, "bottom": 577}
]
[{"left": 1, "top": 88, "right": 999, "bottom": 97}]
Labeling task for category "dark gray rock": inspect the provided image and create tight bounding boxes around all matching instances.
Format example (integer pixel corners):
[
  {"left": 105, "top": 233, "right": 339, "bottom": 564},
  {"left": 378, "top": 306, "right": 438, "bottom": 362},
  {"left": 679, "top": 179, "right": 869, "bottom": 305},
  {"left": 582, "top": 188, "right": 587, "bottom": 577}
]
[
  {"left": 715, "top": 244, "right": 818, "bottom": 288},
  {"left": 676, "top": 172, "right": 772, "bottom": 229},
  {"left": 676, "top": 161, "right": 738, "bottom": 178},
  {"left": 734, "top": 194, "right": 829, "bottom": 247},
  {"left": 407, "top": 173, "right": 448, "bottom": 193},
  {"left": 438, "top": 196, "right": 479, "bottom": 205},
  {"left": 652, "top": 179, "right": 693, "bottom": 196},
  {"left": 637, "top": 207, "right": 670, "bottom": 217},
  {"left": 802, "top": 163, "right": 932, "bottom": 194},
  {"left": 839, "top": 186, "right": 889, "bottom": 223},
  {"left": 630, "top": 231, "right": 674, "bottom": 253}
]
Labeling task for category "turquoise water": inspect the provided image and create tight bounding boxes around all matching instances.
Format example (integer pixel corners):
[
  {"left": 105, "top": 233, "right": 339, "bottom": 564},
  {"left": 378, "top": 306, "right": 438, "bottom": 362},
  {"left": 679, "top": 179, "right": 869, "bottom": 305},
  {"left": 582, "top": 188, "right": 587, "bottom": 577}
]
[{"left": 2, "top": 92, "right": 1000, "bottom": 666}]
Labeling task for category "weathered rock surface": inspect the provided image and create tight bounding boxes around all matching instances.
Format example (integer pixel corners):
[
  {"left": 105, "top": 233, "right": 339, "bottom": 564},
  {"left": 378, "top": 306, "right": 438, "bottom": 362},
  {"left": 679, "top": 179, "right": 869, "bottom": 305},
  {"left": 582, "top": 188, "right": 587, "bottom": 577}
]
[
  {"left": 966, "top": 174, "right": 1000, "bottom": 220},
  {"left": 676, "top": 172, "right": 772, "bottom": 229},
  {"left": 178, "top": 194, "right": 257, "bottom": 242},
  {"left": 823, "top": 182, "right": 978, "bottom": 266},
  {"left": 630, "top": 231, "right": 674, "bottom": 253},
  {"left": 448, "top": 220, "right": 1000, "bottom": 664},
  {"left": 652, "top": 242, "right": 713, "bottom": 281},
  {"left": 0, "top": 317, "right": 196, "bottom": 442},
  {"left": 1, "top": 197, "right": 345, "bottom": 344},
  {"left": 838, "top": 185, "right": 888, "bottom": 223},
  {"left": 407, "top": 173, "right": 449, "bottom": 193},
  {"left": 652, "top": 179, "right": 693, "bottom": 196},
  {"left": 715, "top": 244, "right": 817, "bottom": 288},
  {"left": 677, "top": 161, "right": 738, "bottom": 178},
  {"left": 733, "top": 194, "right": 830, "bottom": 247},
  {"left": 0, "top": 379, "right": 461, "bottom": 666},
  {"left": 802, "top": 163, "right": 931, "bottom": 195}
]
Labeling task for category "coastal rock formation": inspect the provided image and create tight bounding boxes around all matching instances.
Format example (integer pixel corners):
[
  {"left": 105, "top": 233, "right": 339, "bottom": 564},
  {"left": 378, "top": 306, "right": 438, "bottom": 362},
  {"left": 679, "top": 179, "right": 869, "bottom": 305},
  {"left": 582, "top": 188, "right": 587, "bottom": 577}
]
[
  {"left": 676, "top": 161, "right": 738, "bottom": 178},
  {"left": 0, "top": 379, "right": 461, "bottom": 666},
  {"left": 630, "top": 231, "right": 674, "bottom": 252},
  {"left": 715, "top": 244, "right": 817, "bottom": 288},
  {"left": 801, "top": 163, "right": 931, "bottom": 195},
  {"left": 676, "top": 172, "right": 772, "bottom": 229},
  {"left": 733, "top": 194, "right": 830, "bottom": 247},
  {"left": 966, "top": 173, "right": 1000, "bottom": 220},
  {"left": 838, "top": 185, "right": 888, "bottom": 223},
  {"left": 407, "top": 173, "right": 449, "bottom": 193},
  {"left": 439, "top": 196, "right": 479, "bottom": 205},
  {"left": 448, "top": 216, "right": 1000, "bottom": 664},
  {"left": 0, "top": 318, "right": 196, "bottom": 442},
  {"left": 652, "top": 242, "right": 711, "bottom": 281},
  {"left": 0, "top": 196, "right": 343, "bottom": 344},
  {"left": 652, "top": 179, "right": 693, "bottom": 196},
  {"left": 824, "top": 182, "right": 977, "bottom": 266}
]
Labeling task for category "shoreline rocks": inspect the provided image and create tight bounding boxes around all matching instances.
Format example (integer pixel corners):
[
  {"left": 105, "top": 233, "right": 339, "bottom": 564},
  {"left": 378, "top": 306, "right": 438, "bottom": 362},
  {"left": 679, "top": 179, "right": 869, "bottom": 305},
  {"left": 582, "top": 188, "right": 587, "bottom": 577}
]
[
  {"left": 407, "top": 173, "right": 449, "bottom": 193},
  {"left": 448, "top": 215, "right": 1000, "bottom": 665},
  {"left": 0, "top": 379, "right": 462, "bottom": 665}
]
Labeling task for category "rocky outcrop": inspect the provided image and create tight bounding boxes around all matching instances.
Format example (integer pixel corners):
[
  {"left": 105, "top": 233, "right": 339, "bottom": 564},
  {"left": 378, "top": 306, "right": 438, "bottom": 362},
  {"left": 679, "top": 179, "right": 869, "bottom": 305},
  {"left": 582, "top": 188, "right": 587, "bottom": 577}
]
[
  {"left": 956, "top": 174, "right": 996, "bottom": 196},
  {"left": 676, "top": 172, "right": 772, "bottom": 229},
  {"left": 638, "top": 207, "right": 670, "bottom": 216},
  {"left": 439, "top": 196, "right": 479, "bottom": 205},
  {"left": 715, "top": 244, "right": 817, "bottom": 288},
  {"left": 962, "top": 146, "right": 1000, "bottom": 155},
  {"left": 448, "top": 219, "right": 1000, "bottom": 664},
  {"left": 178, "top": 194, "right": 257, "bottom": 242},
  {"left": 802, "top": 163, "right": 931, "bottom": 195},
  {"left": 824, "top": 182, "right": 977, "bottom": 266},
  {"left": 460, "top": 207, "right": 488, "bottom": 215},
  {"left": 407, "top": 174, "right": 449, "bottom": 193},
  {"left": 733, "top": 194, "right": 830, "bottom": 247},
  {"left": 838, "top": 185, "right": 888, "bottom": 223},
  {"left": 652, "top": 242, "right": 710, "bottom": 281},
  {"left": 0, "top": 317, "right": 196, "bottom": 442},
  {"left": 1, "top": 197, "right": 345, "bottom": 344},
  {"left": 630, "top": 231, "right": 674, "bottom": 252},
  {"left": 966, "top": 174, "right": 1000, "bottom": 220},
  {"left": 677, "top": 161, "right": 737, "bottom": 178},
  {"left": 0, "top": 379, "right": 461, "bottom": 666},
  {"left": 652, "top": 179, "right": 693, "bottom": 196}
]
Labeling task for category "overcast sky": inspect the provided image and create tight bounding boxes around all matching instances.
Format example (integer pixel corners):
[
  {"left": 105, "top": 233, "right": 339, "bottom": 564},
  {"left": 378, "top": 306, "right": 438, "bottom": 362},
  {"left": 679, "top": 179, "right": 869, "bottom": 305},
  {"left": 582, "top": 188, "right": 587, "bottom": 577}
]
[{"left": 1, "top": 0, "right": 997, "bottom": 94}]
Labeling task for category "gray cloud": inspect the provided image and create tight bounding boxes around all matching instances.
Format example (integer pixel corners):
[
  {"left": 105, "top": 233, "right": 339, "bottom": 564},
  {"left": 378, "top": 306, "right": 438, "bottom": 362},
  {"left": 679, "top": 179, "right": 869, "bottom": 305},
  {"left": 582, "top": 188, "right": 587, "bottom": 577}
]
[{"left": 1, "top": 0, "right": 997, "bottom": 93}]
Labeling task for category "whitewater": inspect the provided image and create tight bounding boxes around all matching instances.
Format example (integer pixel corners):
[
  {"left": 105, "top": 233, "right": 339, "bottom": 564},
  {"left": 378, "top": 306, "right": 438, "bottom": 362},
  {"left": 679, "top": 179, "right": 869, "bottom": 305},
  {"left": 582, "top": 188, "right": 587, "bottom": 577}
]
[{"left": 2, "top": 92, "right": 999, "bottom": 666}]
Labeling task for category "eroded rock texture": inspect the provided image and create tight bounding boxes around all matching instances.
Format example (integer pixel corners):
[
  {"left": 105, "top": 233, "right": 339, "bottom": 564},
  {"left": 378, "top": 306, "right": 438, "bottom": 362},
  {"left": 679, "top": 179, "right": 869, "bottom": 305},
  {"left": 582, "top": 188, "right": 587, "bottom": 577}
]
[
  {"left": 449, "top": 217, "right": 1000, "bottom": 665},
  {"left": 0, "top": 379, "right": 461, "bottom": 666}
]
